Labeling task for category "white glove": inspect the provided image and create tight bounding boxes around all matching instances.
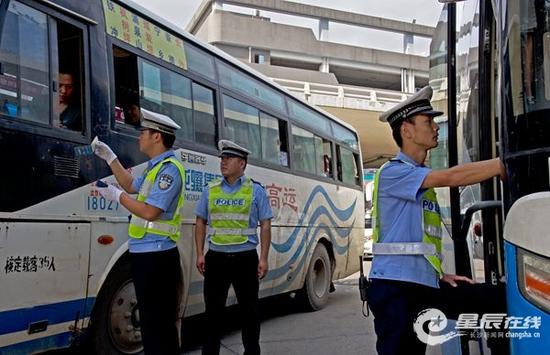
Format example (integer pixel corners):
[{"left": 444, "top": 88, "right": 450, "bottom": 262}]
[
  {"left": 97, "top": 184, "right": 123, "bottom": 203},
  {"left": 91, "top": 137, "right": 117, "bottom": 165}
]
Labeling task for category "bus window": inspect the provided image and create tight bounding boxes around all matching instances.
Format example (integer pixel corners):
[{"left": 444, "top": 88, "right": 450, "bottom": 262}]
[
  {"left": 218, "top": 60, "right": 286, "bottom": 115},
  {"left": 331, "top": 122, "right": 358, "bottom": 150},
  {"left": 337, "top": 146, "right": 360, "bottom": 186},
  {"left": 192, "top": 82, "right": 216, "bottom": 146},
  {"left": 185, "top": 43, "right": 216, "bottom": 82},
  {"left": 315, "top": 137, "right": 333, "bottom": 178},
  {"left": 0, "top": 1, "right": 49, "bottom": 123},
  {"left": 291, "top": 125, "right": 316, "bottom": 175},
  {"left": 260, "top": 112, "right": 288, "bottom": 167},
  {"left": 222, "top": 95, "right": 261, "bottom": 159},
  {"left": 113, "top": 46, "right": 140, "bottom": 127},
  {"left": 138, "top": 59, "right": 193, "bottom": 141},
  {"left": 288, "top": 99, "right": 332, "bottom": 134},
  {"left": 54, "top": 20, "right": 84, "bottom": 131}
]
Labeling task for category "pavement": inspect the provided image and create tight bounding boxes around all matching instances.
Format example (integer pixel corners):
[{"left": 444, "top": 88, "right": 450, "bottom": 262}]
[{"left": 182, "top": 262, "right": 376, "bottom": 354}]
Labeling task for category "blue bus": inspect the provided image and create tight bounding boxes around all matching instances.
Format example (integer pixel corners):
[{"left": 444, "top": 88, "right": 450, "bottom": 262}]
[{"left": 431, "top": 0, "right": 550, "bottom": 353}]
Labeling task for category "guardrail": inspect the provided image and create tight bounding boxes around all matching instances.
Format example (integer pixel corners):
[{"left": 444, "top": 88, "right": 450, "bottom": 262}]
[{"left": 272, "top": 78, "right": 411, "bottom": 112}]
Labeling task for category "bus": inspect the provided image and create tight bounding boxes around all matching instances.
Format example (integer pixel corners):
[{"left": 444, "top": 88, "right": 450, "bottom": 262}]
[
  {"left": 0, "top": 0, "right": 365, "bottom": 353},
  {"left": 430, "top": 0, "right": 550, "bottom": 353}
]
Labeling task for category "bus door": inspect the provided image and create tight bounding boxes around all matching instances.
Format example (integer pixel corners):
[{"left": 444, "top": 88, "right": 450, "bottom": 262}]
[
  {"left": 470, "top": 0, "right": 506, "bottom": 287},
  {"left": 0, "top": 220, "right": 91, "bottom": 353}
]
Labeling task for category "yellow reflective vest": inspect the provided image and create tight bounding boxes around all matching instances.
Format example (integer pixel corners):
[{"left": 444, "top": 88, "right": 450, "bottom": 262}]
[
  {"left": 207, "top": 178, "right": 255, "bottom": 246},
  {"left": 372, "top": 159, "right": 443, "bottom": 276},
  {"left": 128, "top": 157, "right": 185, "bottom": 242}
]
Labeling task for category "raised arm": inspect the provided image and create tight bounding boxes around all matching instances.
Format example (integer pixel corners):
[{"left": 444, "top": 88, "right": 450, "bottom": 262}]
[{"left": 422, "top": 158, "right": 505, "bottom": 188}]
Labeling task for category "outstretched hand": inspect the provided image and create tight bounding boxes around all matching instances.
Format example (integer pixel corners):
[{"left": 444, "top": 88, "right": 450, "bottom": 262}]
[
  {"left": 97, "top": 184, "right": 123, "bottom": 203},
  {"left": 91, "top": 137, "right": 117, "bottom": 165},
  {"left": 440, "top": 273, "right": 474, "bottom": 287}
]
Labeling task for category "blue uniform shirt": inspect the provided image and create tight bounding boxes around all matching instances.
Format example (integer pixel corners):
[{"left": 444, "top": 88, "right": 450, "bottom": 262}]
[
  {"left": 129, "top": 150, "right": 183, "bottom": 253},
  {"left": 368, "top": 152, "right": 440, "bottom": 288},
  {"left": 195, "top": 175, "right": 273, "bottom": 253}
]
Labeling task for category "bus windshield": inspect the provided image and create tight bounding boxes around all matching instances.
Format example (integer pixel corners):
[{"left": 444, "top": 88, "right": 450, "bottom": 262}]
[
  {"left": 503, "top": 0, "right": 550, "bottom": 205},
  {"left": 504, "top": 0, "right": 550, "bottom": 153}
]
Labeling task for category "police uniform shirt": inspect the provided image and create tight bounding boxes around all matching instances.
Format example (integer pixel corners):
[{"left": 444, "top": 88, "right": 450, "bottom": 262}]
[
  {"left": 195, "top": 175, "right": 273, "bottom": 253},
  {"left": 129, "top": 150, "right": 183, "bottom": 253},
  {"left": 368, "top": 152, "right": 440, "bottom": 288}
]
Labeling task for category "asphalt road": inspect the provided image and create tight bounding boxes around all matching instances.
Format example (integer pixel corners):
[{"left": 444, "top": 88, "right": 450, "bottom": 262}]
[
  {"left": 43, "top": 262, "right": 377, "bottom": 355},
  {"left": 182, "top": 267, "right": 376, "bottom": 354}
]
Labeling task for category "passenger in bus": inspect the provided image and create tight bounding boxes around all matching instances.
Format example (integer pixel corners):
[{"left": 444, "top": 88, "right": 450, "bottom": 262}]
[
  {"left": 367, "top": 86, "right": 508, "bottom": 355},
  {"left": 194, "top": 140, "right": 273, "bottom": 355},
  {"left": 521, "top": 0, "right": 538, "bottom": 104},
  {"left": 91, "top": 109, "right": 185, "bottom": 355},
  {"left": 125, "top": 103, "right": 142, "bottom": 126},
  {"left": 56, "top": 72, "right": 81, "bottom": 131},
  {"left": 322, "top": 154, "right": 333, "bottom": 177}
]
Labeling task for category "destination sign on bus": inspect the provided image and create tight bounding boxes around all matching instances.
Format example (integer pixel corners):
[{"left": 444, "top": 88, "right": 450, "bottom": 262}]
[{"left": 102, "top": 0, "right": 187, "bottom": 70}]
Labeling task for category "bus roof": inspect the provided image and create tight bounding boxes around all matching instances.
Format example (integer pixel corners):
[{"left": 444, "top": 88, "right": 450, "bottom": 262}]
[{"left": 119, "top": 0, "right": 359, "bottom": 138}]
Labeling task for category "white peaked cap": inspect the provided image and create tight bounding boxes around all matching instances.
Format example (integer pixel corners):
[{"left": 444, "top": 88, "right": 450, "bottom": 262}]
[{"left": 140, "top": 108, "right": 181, "bottom": 135}]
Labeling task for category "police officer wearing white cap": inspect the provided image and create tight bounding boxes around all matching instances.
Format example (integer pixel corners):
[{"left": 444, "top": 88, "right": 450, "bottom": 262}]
[
  {"left": 92, "top": 108, "right": 185, "bottom": 354},
  {"left": 194, "top": 140, "right": 273, "bottom": 355},
  {"left": 367, "top": 86, "right": 507, "bottom": 354}
]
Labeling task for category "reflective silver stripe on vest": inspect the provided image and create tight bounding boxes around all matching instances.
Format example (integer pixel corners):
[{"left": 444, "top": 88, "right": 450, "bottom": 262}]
[
  {"left": 209, "top": 213, "right": 249, "bottom": 221},
  {"left": 207, "top": 227, "right": 257, "bottom": 235},
  {"left": 132, "top": 216, "right": 179, "bottom": 234},
  {"left": 372, "top": 242, "right": 437, "bottom": 256},
  {"left": 424, "top": 225, "right": 442, "bottom": 238}
]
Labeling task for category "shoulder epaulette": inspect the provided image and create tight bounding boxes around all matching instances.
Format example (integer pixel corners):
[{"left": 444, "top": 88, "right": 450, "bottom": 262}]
[{"left": 251, "top": 179, "right": 265, "bottom": 189}]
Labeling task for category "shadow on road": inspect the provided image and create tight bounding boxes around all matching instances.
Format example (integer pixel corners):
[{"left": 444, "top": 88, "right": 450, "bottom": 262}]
[
  {"left": 41, "top": 292, "right": 311, "bottom": 354},
  {"left": 181, "top": 292, "right": 308, "bottom": 352}
]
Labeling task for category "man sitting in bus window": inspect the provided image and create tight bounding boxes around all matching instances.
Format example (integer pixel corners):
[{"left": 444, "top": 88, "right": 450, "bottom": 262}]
[
  {"left": 56, "top": 72, "right": 82, "bottom": 131},
  {"left": 125, "top": 103, "right": 142, "bottom": 126}
]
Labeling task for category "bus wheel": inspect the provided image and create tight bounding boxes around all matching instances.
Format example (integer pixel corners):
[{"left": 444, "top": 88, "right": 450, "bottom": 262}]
[
  {"left": 90, "top": 260, "right": 144, "bottom": 355},
  {"left": 300, "top": 243, "right": 331, "bottom": 311}
]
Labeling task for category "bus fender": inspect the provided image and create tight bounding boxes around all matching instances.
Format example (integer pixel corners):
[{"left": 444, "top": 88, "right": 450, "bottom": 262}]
[{"left": 95, "top": 240, "right": 129, "bottom": 295}]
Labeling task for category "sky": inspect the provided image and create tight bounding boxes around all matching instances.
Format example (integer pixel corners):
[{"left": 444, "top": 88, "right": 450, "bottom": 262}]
[{"left": 132, "top": 0, "right": 444, "bottom": 55}]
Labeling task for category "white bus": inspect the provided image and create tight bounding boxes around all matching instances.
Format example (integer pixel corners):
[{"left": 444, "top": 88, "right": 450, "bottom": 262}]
[{"left": 0, "top": 0, "right": 364, "bottom": 353}]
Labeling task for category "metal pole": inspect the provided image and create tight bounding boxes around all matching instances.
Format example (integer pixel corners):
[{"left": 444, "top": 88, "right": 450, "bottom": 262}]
[{"left": 446, "top": 3, "right": 471, "bottom": 279}]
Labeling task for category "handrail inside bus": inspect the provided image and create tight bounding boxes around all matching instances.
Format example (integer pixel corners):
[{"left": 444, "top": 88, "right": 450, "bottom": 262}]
[{"left": 459, "top": 200, "right": 502, "bottom": 242}]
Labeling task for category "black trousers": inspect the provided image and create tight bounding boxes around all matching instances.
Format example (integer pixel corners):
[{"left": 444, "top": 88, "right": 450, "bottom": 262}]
[
  {"left": 202, "top": 249, "right": 260, "bottom": 355},
  {"left": 368, "top": 278, "right": 507, "bottom": 355},
  {"left": 130, "top": 247, "right": 182, "bottom": 355}
]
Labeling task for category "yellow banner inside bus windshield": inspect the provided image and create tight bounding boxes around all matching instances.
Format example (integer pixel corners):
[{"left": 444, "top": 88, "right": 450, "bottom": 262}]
[{"left": 102, "top": 0, "right": 187, "bottom": 70}]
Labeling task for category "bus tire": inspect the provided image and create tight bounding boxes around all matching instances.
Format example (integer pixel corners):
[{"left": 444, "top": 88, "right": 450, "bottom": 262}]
[
  {"left": 300, "top": 243, "right": 331, "bottom": 311},
  {"left": 90, "top": 260, "right": 144, "bottom": 355}
]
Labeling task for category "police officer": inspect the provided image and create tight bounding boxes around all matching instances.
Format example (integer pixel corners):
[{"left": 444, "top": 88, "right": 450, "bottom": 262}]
[
  {"left": 195, "top": 140, "right": 272, "bottom": 355},
  {"left": 92, "top": 108, "right": 185, "bottom": 355},
  {"left": 367, "top": 86, "right": 507, "bottom": 355}
]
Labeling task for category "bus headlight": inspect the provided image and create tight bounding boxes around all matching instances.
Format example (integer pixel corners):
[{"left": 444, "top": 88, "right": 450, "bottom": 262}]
[{"left": 518, "top": 248, "right": 550, "bottom": 313}]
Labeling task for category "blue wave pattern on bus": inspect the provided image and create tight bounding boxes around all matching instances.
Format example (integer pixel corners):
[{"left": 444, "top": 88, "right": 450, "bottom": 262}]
[
  {"left": 187, "top": 185, "right": 356, "bottom": 295},
  {"left": 0, "top": 297, "right": 95, "bottom": 352},
  {"left": 265, "top": 219, "right": 355, "bottom": 285},
  {"left": 271, "top": 185, "right": 357, "bottom": 253},
  {"left": 0, "top": 332, "right": 73, "bottom": 355},
  {"left": 264, "top": 211, "right": 354, "bottom": 282}
]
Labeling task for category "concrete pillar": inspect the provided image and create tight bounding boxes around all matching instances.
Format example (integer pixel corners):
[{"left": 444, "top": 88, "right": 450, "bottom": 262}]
[
  {"left": 403, "top": 32, "right": 414, "bottom": 54},
  {"left": 319, "top": 57, "right": 330, "bottom": 73},
  {"left": 401, "top": 68, "right": 415, "bottom": 94},
  {"left": 318, "top": 18, "right": 329, "bottom": 41}
]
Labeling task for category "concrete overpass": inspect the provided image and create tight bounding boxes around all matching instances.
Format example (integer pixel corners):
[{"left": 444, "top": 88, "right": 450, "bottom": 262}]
[{"left": 187, "top": 0, "right": 433, "bottom": 167}]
